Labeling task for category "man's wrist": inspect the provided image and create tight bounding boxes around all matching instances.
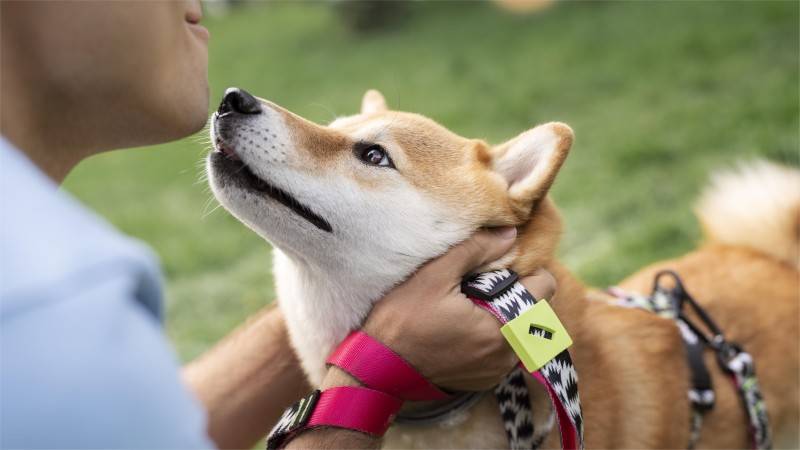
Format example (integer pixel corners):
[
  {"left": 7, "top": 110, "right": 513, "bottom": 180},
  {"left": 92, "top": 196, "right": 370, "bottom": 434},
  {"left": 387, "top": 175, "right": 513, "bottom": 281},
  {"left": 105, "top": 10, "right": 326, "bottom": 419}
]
[
  {"left": 326, "top": 330, "right": 449, "bottom": 401},
  {"left": 362, "top": 320, "right": 398, "bottom": 351},
  {"left": 361, "top": 321, "right": 413, "bottom": 374},
  {"left": 321, "top": 366, "right": 363, "bottom": 389}
]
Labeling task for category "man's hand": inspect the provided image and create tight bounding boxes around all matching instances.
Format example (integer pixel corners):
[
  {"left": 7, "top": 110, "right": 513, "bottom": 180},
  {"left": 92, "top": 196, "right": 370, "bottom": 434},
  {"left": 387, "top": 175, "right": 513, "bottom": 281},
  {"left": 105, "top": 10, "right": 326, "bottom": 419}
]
[{"left": 362, "top": 226, "right": 556, "bottom": 391}]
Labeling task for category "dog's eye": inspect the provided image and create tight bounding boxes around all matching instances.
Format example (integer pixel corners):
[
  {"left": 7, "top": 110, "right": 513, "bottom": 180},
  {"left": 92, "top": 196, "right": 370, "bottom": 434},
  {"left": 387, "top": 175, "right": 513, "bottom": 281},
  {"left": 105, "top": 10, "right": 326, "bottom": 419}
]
[{"left": 357, "top": 144, "right": 395, "bottom": 169}]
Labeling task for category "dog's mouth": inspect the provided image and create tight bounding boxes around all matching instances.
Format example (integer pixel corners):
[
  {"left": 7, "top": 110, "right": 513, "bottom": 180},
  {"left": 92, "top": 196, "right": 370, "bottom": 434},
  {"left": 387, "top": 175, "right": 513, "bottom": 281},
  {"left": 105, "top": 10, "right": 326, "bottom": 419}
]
[{"left": 211, "top": 150, "right": 333, "bottom": 233}]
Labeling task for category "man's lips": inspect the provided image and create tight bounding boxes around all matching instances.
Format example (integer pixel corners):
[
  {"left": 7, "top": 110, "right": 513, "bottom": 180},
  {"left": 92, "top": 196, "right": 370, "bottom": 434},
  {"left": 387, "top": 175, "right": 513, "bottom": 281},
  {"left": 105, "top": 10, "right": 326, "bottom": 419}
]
[
  {"left": 186, "top": 6, "right": 209, "bottom": 41},
  {"left": 187, "top": 22, "right": 210, "bottom": 42}
]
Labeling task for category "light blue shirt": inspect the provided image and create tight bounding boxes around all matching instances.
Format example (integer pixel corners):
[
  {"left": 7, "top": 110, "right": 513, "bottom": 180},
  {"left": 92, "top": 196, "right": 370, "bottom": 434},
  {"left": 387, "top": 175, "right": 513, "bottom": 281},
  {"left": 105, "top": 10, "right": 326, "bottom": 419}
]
[{"left": 0, "top": 138, "right": 213, "bottom": 449}]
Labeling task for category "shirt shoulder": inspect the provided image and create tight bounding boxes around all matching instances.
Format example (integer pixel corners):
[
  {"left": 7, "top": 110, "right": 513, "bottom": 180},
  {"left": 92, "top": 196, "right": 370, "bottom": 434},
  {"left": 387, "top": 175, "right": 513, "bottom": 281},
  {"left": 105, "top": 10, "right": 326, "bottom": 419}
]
[
  {"left": 0, "top": 138, "right": 163, "bottom": 320},
  {"left": 1, "top": 271, "right": 213, "bottom": 449}
]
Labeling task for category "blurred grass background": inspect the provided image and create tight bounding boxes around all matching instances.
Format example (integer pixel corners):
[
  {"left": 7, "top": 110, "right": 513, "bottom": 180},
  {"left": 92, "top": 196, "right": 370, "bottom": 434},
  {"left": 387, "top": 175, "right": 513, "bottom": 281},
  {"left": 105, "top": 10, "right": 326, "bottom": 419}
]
[{"left": 64, "top": 0, "right": 799, "bottom": 362}]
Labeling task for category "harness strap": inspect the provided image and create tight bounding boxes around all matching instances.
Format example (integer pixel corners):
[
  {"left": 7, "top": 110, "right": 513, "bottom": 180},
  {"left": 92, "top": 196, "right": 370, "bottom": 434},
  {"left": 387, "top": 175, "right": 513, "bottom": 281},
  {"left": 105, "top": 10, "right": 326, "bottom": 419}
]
[
  {"left": 609, "top": 286, "right": 715, "bottom": 449},
  {"left": 609, "top": 271, "right": 772, "bottom": 450},
  {"left": 718, "top": 343, "right": 771, "bottom": 449},
  {"left": 665, "top": 270, "right": 772, "bottom": 450},
  {"left": 463, "top": 269, "right": 584, "bottom": 450}
]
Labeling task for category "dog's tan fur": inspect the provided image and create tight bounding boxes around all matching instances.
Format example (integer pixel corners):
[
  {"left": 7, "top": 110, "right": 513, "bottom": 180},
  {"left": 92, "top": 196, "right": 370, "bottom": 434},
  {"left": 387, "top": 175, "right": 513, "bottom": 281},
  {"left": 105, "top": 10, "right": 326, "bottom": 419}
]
[
  {"left": 355, "top": 93, "right": 798, "bottom": 448},
  {"left": 213, "top": 90, "right": 800, "bottom": 448}
]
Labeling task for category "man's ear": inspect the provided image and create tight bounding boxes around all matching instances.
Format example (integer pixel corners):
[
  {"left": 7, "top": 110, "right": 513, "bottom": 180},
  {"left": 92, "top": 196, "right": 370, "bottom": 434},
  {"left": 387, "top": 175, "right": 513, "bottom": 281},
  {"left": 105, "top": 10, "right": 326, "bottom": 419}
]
[
  {"left": 492, "top": 122, "right": 573, "bottom": 209},
  {"left": 361, "top": 89, "right": 388, "bottom": 114}
]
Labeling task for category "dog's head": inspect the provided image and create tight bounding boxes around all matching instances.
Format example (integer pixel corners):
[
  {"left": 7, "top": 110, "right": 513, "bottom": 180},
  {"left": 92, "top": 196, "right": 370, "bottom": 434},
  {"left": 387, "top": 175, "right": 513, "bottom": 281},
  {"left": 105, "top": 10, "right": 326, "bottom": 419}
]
[{"left": 207, "top": 88, "right": 572, "bottom": 283}]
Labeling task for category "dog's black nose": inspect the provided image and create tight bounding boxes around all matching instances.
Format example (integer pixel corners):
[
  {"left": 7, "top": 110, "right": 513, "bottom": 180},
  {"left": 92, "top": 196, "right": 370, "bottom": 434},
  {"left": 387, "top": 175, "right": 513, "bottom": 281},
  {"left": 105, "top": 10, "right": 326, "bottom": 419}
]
[{"left": 218, "top": 88, "right": 261, "bottom": 115}]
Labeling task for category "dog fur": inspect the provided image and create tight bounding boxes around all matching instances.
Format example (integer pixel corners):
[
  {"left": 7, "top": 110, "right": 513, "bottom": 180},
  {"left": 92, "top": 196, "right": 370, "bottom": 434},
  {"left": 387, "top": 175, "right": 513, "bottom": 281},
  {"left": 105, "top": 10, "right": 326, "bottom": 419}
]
[{"left": 207, "top": 90, "right": 799, "bottom": 449}]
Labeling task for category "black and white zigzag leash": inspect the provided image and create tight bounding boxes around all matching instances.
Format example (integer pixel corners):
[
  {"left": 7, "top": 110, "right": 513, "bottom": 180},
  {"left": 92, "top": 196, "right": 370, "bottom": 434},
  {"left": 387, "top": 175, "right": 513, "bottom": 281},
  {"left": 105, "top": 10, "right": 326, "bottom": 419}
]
[
  {"left": 463, "top": 269, "right": 584, "bottom": 450},
  {"left": 609, "top": 270, "right": 771, "bottom": 450}
]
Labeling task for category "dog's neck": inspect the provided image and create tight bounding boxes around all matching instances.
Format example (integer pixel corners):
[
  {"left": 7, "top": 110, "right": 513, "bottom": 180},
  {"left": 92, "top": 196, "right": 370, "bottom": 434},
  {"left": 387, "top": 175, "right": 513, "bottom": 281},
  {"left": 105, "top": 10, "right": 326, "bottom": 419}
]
[{"left": 274, "top": 248, "right": 422, "bottom": 385}]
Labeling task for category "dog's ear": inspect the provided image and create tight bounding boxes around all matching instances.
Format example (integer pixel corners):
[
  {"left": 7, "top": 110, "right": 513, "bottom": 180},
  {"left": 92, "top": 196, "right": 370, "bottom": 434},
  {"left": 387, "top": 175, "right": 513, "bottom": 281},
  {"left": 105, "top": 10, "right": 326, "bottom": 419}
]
[
  {"left": 361, "top": 89, "right": 388, "bottom": 114},
  {"left": 492, "top": 122, "right": 573, "bottom": 208}
]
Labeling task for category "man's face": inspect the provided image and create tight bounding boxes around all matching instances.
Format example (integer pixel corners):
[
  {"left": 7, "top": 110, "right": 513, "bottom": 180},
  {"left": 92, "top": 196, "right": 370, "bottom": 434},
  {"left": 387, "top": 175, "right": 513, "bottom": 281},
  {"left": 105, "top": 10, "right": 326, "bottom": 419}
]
[{"left": 1, "top": 0, "right": 210, "bottom": 149}]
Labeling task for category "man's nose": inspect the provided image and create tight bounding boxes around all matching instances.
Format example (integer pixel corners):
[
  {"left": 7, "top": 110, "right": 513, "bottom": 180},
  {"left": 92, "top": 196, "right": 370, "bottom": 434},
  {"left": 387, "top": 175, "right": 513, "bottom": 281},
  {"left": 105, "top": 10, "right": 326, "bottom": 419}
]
[{"left": 218, "top": 88, "right": 261, "bottom": 115}]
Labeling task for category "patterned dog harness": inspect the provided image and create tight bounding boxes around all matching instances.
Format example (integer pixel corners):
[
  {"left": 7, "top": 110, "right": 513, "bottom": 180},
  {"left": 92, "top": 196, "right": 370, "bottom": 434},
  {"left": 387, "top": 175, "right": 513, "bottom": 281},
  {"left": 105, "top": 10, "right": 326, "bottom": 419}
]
[
  {"left": 609, "top": 270, "right": 771, "bottom": 449},
  {"left": 463, "top": 269, "right": 584, "bottom": 450}
]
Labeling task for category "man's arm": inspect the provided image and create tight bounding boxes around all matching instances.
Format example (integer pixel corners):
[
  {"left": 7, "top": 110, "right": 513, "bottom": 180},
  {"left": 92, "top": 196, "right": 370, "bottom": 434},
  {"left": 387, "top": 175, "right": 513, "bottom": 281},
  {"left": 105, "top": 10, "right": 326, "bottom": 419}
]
[
  {"left": 184, "top": 228, "right": 556, "bottom": 449},
  {"left": 184, "top": 309, "right": 380, "bottom": 450},
  {"left": 183, "top": 306, "right": 310, "bottom": 449},
  {"left": 285, "top": 368, "right": 378, "bottom": 450}
]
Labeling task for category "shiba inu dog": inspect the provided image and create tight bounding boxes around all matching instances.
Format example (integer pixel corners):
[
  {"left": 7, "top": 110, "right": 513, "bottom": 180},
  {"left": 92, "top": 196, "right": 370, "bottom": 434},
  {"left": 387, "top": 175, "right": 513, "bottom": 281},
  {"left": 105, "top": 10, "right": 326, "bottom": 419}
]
[{"left": 207, "top": 87, "right": 799, "bottom": 449}]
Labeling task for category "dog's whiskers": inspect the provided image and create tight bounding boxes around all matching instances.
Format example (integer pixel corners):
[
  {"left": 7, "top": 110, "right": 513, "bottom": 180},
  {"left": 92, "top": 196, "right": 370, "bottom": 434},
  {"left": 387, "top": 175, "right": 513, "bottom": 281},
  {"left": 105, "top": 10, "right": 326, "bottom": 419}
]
[
  {"left": 309, "top": 102, "right": 339, "bottom": 124},
  {"left": 193, "top": 157, "right": 210, "bottom": 186},
  {"left": 201, "top": 202, "right": 224, "bottom": 220},
  {"left": 201, "top": 194, "right": 223, "bottom": 219}
]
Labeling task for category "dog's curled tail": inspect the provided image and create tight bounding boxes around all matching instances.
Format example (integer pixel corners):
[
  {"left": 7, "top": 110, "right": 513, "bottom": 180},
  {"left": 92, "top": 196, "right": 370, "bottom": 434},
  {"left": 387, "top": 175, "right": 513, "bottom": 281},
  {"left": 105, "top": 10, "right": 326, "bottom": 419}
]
[{"left": 695, "top": 160, "right": 800, "bottom": 269}]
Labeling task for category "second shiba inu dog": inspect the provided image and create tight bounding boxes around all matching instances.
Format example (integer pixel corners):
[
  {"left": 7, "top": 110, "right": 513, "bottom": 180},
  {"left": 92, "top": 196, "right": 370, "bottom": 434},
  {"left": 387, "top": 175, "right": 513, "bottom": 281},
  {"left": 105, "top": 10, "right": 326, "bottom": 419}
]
[{"left": 207, "top": 88, "right": 799, "bottom": 449}]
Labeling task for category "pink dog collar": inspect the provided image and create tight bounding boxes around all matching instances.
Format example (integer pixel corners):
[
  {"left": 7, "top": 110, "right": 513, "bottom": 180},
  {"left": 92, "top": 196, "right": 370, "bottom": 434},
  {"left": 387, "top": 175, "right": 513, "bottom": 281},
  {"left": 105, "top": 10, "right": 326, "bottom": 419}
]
[
  {"left": 309, "top": 386, "right": 402, "bottom": 434},
  {"left": 327, "top": 331, "right": 449, "bottom": 401},
  {"left": 266, "top": 386, "right": 402, "bottom": 449}
]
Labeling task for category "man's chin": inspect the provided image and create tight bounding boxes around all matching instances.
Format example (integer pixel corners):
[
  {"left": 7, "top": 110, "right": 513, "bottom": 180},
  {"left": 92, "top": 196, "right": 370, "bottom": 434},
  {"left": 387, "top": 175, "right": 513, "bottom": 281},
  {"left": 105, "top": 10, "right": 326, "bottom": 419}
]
[
  {"left": 159, "top": 78, "right": 211, "bottom": 140},
  {"left": 183, "top": 84, "right": 211, "bottom": 135}
]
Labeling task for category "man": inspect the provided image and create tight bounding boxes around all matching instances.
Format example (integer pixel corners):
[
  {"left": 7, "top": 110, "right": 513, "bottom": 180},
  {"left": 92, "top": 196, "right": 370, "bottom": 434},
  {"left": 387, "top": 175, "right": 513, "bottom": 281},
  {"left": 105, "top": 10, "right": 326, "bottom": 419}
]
[{"left": 0, "top": 2, "right": 554, "bottom": 448}]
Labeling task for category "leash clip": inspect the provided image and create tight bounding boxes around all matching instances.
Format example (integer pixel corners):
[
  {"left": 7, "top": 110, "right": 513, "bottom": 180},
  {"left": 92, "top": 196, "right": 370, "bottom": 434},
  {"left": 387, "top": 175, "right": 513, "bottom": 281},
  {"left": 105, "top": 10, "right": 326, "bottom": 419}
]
[{"left": 715, "top": 342, "right": 752, "bottom": 375}]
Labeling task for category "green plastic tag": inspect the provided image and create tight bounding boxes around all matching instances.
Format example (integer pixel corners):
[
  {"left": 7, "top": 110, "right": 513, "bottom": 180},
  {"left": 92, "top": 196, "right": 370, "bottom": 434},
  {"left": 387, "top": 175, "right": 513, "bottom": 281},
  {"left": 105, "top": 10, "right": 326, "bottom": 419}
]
[{"left": 500, "top": 300, "right": 572, "bottom": 372}]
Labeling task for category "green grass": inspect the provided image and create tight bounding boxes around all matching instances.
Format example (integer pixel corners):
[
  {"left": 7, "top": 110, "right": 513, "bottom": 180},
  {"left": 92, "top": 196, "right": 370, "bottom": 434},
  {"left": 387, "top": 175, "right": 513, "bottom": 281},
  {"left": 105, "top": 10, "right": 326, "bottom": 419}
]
[{"left": 64, "top": 0, "right": 799, "bottom": 362}]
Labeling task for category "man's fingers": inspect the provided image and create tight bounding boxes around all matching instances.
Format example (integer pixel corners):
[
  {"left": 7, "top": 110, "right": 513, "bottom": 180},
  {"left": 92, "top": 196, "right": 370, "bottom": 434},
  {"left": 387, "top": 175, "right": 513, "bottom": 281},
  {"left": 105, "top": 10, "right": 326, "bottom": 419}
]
[
  {"left": 422, "top": 227, "right": 517, "bottom": 282},
  {"left": 520, "top": 268, "right": 557, "bottom": 301}
]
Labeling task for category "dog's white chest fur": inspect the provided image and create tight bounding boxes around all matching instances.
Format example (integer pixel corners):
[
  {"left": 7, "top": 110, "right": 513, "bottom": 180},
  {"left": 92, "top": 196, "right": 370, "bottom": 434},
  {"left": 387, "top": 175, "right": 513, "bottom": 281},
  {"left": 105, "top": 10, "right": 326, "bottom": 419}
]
[{"left": 274, "top": 249, "right": 405, "bottom": 385}]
